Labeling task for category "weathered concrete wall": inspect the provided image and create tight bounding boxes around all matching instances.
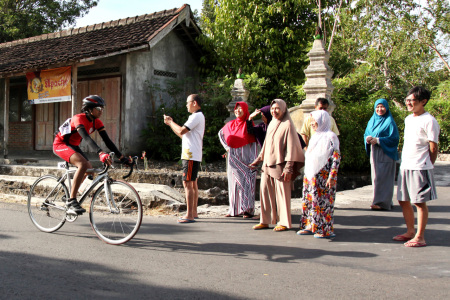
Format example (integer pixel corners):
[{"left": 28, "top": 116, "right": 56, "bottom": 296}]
[
  {"left": 123, "top": 31, "right": 198, "bottom": 153},
  {"left": 0, "top": 79, "right": 4, "bottom": 153}
]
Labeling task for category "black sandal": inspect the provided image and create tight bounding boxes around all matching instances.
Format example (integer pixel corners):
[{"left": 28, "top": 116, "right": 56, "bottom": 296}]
[{"left": 243, "top": 212, "right": 254, "bottom": 219}]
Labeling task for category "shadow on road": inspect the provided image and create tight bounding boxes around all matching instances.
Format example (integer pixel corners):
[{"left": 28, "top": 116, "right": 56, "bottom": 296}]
[
  {"left": 0, "top": 250, "right": 238, "bottom": 299},
  {"left": 126, "top": 234, "right": 377, "bottom": 263}
]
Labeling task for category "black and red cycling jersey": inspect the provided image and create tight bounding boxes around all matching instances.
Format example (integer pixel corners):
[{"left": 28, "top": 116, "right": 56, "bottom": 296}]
[{"left": 54, "top": 113, "right": 104, "bottom": 146}]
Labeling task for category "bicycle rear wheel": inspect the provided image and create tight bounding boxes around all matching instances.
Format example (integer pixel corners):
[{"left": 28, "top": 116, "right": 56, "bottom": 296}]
[
  {"left": 89, "top": 180, "right": 143, "bottom": 245},
  {"left": 28, "top": 175, "right": 68, "bottom": 233}
]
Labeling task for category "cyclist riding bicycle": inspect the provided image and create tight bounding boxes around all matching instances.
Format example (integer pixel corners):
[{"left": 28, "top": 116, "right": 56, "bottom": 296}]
[{"left": 53, "top": 95, "right": 131, "bottom": 214}]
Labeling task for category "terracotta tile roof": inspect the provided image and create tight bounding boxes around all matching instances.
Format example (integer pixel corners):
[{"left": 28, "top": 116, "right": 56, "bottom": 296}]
[{"left": 0, "top": 5, "right": 192, "bottom": 77}]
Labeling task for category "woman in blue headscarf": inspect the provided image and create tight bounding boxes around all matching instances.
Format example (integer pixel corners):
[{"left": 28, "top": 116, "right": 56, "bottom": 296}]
[{"left": 364, "top": 98, "right": 399, "bottom": 210}]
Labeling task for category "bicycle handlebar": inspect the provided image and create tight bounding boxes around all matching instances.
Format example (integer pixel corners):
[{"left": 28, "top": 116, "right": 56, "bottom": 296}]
[
  {"left": 97, "top": 153, "right": 137, "bottom": 179},
  {"left": 122, "top": 156, "right": 138, "bottom": 179}
]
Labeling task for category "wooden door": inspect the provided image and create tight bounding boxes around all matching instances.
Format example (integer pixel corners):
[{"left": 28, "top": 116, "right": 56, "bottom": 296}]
[
  {"left": 78, "top": 77, "right": 121, "bottom": 153},
  {"left": 59, "top": 101, "right": 72, "bottom": 125},
  {"left": 35, "top": 103, "right": 55, "bottom": 150},
  {"left": 34, "top": 77, "right": 121, "bottom": 152}
]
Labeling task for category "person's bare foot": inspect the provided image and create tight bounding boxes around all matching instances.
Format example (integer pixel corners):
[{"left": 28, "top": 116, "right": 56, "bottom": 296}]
[
  {"left": 404, "top": 239, "right": 427, "bottom": 247},
  {"left": 406, "top": 235, "right": 426, "bottom": 245}
]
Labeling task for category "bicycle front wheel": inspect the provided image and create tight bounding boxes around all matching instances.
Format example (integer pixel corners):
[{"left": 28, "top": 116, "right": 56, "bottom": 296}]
[
  {"left": 89, "top": 180, "right": 143, "bottom": 245},
  {"left": 28, "top": 175, "right": 68, "bottom": 233}
]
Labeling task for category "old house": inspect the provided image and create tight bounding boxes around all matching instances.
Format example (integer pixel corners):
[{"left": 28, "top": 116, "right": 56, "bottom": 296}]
[{"left": 0, "top": 4, "right": 202, "bottom": 157}]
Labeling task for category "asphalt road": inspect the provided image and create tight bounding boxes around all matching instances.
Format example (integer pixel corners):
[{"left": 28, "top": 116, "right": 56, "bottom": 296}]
[{"left": 1, "top": 179, "right": 450, "bottom": 300}]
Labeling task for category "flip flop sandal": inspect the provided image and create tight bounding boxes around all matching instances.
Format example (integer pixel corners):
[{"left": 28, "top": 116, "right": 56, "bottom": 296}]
[
  {"left": 392, "top": 234, "right": 413, "bottom": 242},
  {"left": 297, "top": 230, "right": 313, "bottom": 235},
  {"left": 273, "top": 225, "right": 288, "bottom": 232},
  {"left": 177, "top": 218, "right": 196, "bottom": 223},
  {"left": 314, "top": 233, "right": 336, "bottom": 239},
  {"left": 404, "top": 241, "right": 427, "bottom": 247},
  {"left": 252, "top": 224, "right": 269, "bottom": 230}
]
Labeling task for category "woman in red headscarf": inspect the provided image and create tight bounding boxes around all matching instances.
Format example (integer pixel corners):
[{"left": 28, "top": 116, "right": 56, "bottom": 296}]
[{"left": 219, "top": 102, "right": 258, "bottom": 218}]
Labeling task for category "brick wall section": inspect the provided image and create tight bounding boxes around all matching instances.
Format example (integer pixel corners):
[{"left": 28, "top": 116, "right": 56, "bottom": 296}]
[{"left": 9, "top": 122, "right": 33, "bottom": 150}]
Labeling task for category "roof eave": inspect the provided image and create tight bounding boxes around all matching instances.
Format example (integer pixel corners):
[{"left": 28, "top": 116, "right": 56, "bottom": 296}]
[{"left": 0, "top": 44, "right": 150, "bottom": 78}]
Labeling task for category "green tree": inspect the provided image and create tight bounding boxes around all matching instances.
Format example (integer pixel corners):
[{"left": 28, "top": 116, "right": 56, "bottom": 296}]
[
  {"left": 0, "top": 0, "right": 98, "bottom": 42},
  {"left": 199, "top": 0, "right": 319, "bottom": 105},
  {"left": 322, "top": 0, "right": 450, "bottom": 169},
  {"left": 395, "top": 0, "right": 450, "bottom": 74},
  {"left": 198, "top": 0, "right": 216, "bottom": 29},
  {"left": 328, "top": 0, "right": 444, "bottom": 103}
]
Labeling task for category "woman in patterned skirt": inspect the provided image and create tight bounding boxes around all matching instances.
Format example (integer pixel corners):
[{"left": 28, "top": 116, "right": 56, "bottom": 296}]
[
  {"left": 219, "top": 102, "right": 259, "bottom": 218},
  {"left": 298, "top": 110, "right": 341, "bottom": 238}
]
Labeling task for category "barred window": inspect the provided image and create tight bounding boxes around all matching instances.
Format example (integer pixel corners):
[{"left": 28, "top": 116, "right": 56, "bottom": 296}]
[{"left": 153, "top": 69, "right": 177, "bottom": 78}]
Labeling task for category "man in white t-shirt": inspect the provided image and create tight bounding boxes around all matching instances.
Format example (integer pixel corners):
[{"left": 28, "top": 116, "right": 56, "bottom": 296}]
[
  {"left": 164, "top": 94, "right": 205, "bottom": 223},
  {"left": 393, "top": 86, "right": 440, "bottom": 247}
]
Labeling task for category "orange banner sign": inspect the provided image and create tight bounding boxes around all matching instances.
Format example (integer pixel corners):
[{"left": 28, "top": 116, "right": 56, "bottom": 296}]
[{"left": 27, "top": 66, "right": 72, "bottom": 104}]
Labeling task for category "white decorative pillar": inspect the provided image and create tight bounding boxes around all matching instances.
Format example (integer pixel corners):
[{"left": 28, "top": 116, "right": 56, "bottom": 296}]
[
  {"left": 225, "top": 78, "right": 250, "bottom": 123},
  {"left": 301, "top": 39, "right": 335, "bottom": 114},
  {"left": 289, "top": 38, "right": 335, "bottom": 133}
]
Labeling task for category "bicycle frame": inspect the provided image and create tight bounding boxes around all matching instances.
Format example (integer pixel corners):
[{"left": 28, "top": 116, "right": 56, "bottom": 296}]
[
  {"left": 28, "top": 153, "right": 141, "bottom": 244},
  {"left": 60, "top": 163, "right": 116, "bottom": 213}
]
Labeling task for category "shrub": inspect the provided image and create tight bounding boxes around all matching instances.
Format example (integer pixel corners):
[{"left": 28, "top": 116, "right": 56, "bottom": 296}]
[
  {"left": 141, "top": 102, "right": 188, "bottom": 161},
  {"left": 332, "top": 98, "right": 373, "bottom": 172}
]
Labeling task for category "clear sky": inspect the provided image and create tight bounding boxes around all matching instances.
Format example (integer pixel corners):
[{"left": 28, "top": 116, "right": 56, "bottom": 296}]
[{"left": 74, "top": 0, "right": 203, "bottom": 28}]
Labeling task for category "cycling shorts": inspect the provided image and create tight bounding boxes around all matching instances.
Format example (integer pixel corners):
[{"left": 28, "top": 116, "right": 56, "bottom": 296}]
[{"left": 53, "top": 141, "right": 88, "bottom": 163}]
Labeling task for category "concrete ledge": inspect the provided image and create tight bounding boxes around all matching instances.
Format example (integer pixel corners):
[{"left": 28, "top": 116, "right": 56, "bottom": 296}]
[{"left": 0, "top": 164, "right": 372, "bottom": 201}]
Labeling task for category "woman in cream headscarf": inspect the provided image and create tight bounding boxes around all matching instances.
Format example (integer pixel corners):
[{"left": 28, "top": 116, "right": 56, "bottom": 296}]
[
  {"left": 298, "top": 110, "right": 341, "bottom": 238},
  {"left": 250, "top": 99, "right": 305, "bottom": 231}
]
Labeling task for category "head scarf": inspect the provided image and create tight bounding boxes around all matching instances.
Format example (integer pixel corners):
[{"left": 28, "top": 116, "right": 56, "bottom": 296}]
[
  {"left": 259, "top": 99, "right": 304, "bottom": 176},
  {"left": 304, "top": 110, "right": 340, "bottom": 180},
  {"left": 364, "top": 98, "right": 399, "bottom": 161},
  {"left": 253, "top": 105, "right": 272, "bottom": 147},
  {"left": 260, "top": 105, "right": 272, "bottom": 124},
  {"left": 222, "top": 102, "right": 256, "bottom": 148}
]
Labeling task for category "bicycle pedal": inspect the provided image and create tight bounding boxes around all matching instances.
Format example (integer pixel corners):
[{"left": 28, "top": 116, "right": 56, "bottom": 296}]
[{"left": 66, "top": 208, "right": 82, "bottom": 216}]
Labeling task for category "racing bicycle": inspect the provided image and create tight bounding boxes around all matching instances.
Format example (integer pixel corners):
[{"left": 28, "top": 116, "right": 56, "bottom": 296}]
[{"left": 27, "top": 153, "right": 142, "bottom": 245}]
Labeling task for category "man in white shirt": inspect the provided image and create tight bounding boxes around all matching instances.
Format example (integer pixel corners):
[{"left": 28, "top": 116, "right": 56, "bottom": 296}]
[
  {"left": 164, "top": 94, "right": 205, "bottom": 223},
  {"left": 394, "top": 86, "right": 440, "bottom": 247}
]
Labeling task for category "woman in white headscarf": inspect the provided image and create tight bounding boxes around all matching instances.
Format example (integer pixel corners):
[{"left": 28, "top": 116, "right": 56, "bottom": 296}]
[{"left": 298, "top": 110, "right": 341, "bottom": 238}]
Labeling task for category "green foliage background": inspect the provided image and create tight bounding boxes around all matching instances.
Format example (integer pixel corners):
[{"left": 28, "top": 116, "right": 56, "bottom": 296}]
[
  {"left": 0, "top": 0, "right": 98, "bottom": 42},
  {"left": 3, "top": 0, "right": 445, "bottom": 170},
  {"left": 142, "top": 0, "right": 450, "bottom": 170},
  {"left": 199, "top": 0, "right": 318, "bottom": 102},
  {"left": 142, "top": 74, "right": 269, "bottom": 162}
]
